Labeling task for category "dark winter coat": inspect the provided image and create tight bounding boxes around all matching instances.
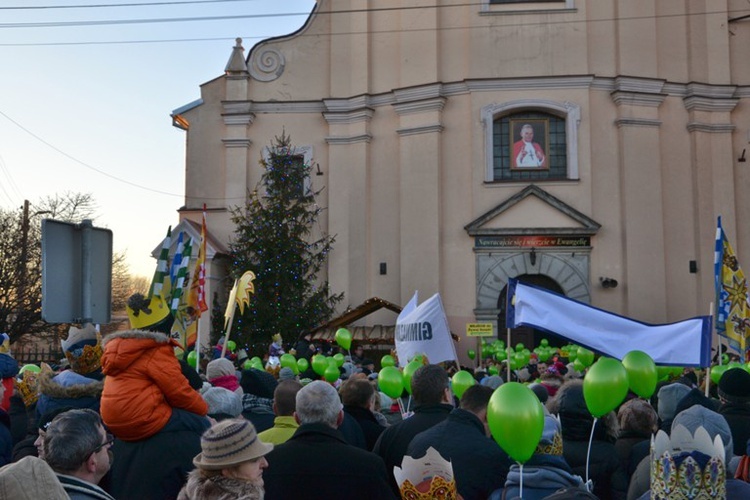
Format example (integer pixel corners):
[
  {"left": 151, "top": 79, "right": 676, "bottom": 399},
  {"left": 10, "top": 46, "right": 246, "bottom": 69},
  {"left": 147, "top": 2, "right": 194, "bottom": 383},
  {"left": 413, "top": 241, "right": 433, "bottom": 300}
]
[
  {"left": 614, "top": 431, "right": 650, "bottom": 480},
  {"left": 109, "top": 408, "right": 209, "bottom": 500},
  {"left": 177, "top": 470, "right": 264, "bottom": 500},
  {"left": 343, "top": 404, "right": 384, "bottom": 451},
  {"left": 0, "top": 408, "right": 12, "bottom": 467},
  {"left": 372, "top": 403, "right": 453, "bottom": 494},
  {"left": 552, "top": 382, "right": 628, "bottom": 500},
  {"left": 719, "top": 401, "right": 750, "bottom": 456},
  {"left": 407, "top": 408, "right": 513, "bottom": 500},
  {"left": 498, "top": 455, "right": 585, "bottom": 500},
  {"left": 36, "top": 370, "right": 103, "bottom": 420},
  {"left": 263, "top": 422, "right": 396, "bottom": 500}
]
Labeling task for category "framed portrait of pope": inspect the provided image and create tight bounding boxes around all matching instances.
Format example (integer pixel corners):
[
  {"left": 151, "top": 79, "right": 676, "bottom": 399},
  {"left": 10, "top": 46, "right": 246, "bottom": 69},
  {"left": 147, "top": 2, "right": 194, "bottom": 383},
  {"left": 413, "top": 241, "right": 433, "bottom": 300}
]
[{"left": 510, "top": 119, "right": 549, "bottom": 170}]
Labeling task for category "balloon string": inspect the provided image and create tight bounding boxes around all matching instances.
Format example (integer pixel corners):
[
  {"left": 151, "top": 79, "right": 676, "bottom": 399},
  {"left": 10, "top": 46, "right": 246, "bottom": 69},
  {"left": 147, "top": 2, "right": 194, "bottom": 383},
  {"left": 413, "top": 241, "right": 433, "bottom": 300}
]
[
  {"left": 586, "top": 417, "right": 597, "bottom": 485},
  {"left": 519, "top": 462, "right": 524, "bottom": 498},
  {"left": 407, "top": 395, "right": 412, "bottom": 414}
]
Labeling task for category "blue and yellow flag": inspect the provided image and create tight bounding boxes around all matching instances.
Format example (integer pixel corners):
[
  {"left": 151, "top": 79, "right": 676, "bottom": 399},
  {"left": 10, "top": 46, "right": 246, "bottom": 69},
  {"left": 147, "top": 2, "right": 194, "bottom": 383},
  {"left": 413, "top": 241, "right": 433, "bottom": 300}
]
[{"left": 715, "top": 216, "right": 750, "bottom": 356}]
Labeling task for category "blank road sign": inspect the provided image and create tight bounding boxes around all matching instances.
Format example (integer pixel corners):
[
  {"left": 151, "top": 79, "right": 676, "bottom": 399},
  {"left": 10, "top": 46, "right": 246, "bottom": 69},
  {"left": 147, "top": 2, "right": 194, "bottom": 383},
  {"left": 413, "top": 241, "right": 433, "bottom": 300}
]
[{"left": 42, "top": 219, "right": 112, "bottom": 324}]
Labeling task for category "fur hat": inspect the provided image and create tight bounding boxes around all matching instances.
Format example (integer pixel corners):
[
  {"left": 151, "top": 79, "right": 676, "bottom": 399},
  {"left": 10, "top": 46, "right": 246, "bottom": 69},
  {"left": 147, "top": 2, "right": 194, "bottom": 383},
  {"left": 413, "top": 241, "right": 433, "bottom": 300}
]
[
  {"left": 202, "top": 387, "right": 243, "bottom": 418},
  {"left": 656, "top": 382, "right": 691, "bottom": 422},
  {"left": 60, "top": 324, "right": 102, "bottom": 375},
  {"left": 206, "top": 358, "right": 235, "bottom": 381},
  {"left": 718, "top": 367, "right": 750, "bottom": 404},
  {"left": 617, "top": 398, "right": 657, "bottom": 435},
  {"left": 193, "top": 419, "right": 273, "bottom": 470}
]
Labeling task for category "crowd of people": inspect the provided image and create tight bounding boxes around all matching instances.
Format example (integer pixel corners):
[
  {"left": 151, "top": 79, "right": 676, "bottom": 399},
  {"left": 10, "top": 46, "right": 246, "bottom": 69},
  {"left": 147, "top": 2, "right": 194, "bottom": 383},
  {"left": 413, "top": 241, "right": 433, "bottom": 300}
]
[{"left": 1, "top": 320, "right": 750, "bottom": 499}]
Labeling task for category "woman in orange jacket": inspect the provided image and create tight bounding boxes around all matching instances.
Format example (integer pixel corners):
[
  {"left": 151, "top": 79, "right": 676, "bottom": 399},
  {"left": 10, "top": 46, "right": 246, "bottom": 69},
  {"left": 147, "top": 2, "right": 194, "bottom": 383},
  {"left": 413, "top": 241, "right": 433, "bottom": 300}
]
[{"left": 100, "top": 329, "right": 208, "bottom": 441}]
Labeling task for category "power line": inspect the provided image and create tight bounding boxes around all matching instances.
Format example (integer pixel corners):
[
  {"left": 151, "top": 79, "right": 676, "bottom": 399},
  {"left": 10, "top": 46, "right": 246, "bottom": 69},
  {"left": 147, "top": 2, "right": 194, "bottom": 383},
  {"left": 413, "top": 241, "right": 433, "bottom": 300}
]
[
  {"left": 0, "top": 5, "right": 746, "bottom": 42},
  {"left": 0, "top": 108, "right": 253, "bottom": 203},
  {"left": 0, "top": 0, "right": 261, "bottom": 10}
]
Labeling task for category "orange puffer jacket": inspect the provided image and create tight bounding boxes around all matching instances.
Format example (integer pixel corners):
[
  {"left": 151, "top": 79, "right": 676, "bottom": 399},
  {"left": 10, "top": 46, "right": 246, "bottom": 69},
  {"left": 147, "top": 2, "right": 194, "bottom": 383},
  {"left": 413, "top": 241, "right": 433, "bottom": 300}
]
[{"left": 100, "top": 330, "right": 208, "bottom": 441}]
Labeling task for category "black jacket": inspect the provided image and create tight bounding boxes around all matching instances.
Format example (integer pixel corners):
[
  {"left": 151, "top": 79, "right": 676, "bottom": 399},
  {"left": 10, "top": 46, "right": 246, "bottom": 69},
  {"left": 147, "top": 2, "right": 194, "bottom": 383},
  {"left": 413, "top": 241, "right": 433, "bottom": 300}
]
[
  {"left": 407, "top": 408, "right": 512, "bottom": 500},
  {"left": 555, "top": 382, "right": 628, "bottom": 500},
  {"left": 263, "top": 422, "right": 396, "bottom": 500},
  {"left": 109, "top": 409, "right": 209, "bottom": 500},
  {"left": 719, "top": 401, "right": 750, "bottom": 456},
  {"left": 344, "top": 404, "right": 385, "bottom": 451},
  {"left": 372, "top": 403, "right": 453, "bottom": 494}
]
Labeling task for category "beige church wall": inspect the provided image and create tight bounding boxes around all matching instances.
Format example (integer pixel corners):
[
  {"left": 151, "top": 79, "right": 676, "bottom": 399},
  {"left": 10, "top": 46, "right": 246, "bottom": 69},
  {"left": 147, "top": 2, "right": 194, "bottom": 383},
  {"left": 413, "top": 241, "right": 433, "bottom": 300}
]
[
  {"left": 183, "top": 82, "right": 228, "bottom": 212},
  {"left": 654, "top": 97, "right": 701, "bottom": 320}
]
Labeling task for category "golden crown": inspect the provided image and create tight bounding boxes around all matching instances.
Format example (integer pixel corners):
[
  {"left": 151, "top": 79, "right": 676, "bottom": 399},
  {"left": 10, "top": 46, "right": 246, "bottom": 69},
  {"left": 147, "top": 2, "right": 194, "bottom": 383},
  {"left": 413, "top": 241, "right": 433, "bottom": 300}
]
[
  {"left": 395, "top": 447, "right": 458, "bottom": 500},
  {"left": 650, "top": 425, "right": 726, "bottom": 500},
  {"left": 127, "top": 293, "right": 171, "bottom": 331},
  {"left": 61, "top": 325, "right": 102, "bottom": 375},
  {"left": 14, "top": 365, "right": 47, "bottom": 407},
  {"left": 536, "top": 429, "right": 564, "bottom": 456}
]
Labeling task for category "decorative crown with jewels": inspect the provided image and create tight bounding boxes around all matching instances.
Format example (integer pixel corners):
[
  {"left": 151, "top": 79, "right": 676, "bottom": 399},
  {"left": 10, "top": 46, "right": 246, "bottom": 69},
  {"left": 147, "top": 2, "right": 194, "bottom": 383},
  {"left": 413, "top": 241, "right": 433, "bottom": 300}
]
[
  {"left": 650, "top": 425, "right": 726, "bottom": 500},
  {"left": 61, "top": 324, "right": 102, "bottom": 375},
  {"left": 394, "top": 447, "right": 458, "bottom": 500}
]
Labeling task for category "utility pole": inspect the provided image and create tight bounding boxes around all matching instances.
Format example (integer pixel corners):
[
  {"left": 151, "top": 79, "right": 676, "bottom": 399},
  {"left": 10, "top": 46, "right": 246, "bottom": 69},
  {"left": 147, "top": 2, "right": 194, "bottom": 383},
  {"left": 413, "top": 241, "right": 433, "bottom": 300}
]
[{"left": 18, "top": 199, "right": 30, "bottom": 307}]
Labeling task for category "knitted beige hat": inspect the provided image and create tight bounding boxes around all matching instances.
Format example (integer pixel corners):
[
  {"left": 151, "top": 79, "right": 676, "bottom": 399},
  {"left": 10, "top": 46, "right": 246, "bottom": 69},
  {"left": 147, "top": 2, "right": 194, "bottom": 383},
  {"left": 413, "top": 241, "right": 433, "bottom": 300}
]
[
  {"left": 193, "top": 419, "right": 273, "bottom": 470},
  {"left": 206, "top": 358, "right": 236, "bottom": 381}
]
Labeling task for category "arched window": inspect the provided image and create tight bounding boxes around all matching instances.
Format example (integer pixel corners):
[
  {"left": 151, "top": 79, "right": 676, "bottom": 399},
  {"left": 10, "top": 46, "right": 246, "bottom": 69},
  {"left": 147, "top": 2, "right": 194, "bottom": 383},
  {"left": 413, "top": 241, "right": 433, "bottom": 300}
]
[{"left": 482, "top": 100, "right": 580, "bottom": 183}]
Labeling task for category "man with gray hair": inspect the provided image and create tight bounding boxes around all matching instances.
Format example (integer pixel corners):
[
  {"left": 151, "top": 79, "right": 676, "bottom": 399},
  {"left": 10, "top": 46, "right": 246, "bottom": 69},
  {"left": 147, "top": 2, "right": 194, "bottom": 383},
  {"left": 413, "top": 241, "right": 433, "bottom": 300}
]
[
  {"left": 44, "top": 408, "right": 115, "bottom": 500},
  {"left": 263, "top": 380, "right": 396, "bottom": 499}
]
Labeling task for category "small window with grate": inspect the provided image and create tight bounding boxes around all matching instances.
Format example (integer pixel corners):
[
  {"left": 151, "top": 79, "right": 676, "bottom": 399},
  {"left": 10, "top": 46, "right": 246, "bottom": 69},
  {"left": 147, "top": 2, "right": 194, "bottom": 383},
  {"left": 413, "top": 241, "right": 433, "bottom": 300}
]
[{"left": 492, "top": 111, "right": 567, "bottom": 182}]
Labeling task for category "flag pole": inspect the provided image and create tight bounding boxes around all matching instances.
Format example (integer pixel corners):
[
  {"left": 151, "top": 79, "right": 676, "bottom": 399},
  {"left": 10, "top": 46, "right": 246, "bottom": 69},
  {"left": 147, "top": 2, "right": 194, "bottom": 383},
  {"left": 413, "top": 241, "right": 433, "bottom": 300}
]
[
  {"left": 506, "top": 327, "right": 512, "bottom": 382},
  {"left": 195, "top": 314, "right": 203, "bottom": 374},
  {"left": 706, "top": 302, "right": 714, "bottom": 398}
]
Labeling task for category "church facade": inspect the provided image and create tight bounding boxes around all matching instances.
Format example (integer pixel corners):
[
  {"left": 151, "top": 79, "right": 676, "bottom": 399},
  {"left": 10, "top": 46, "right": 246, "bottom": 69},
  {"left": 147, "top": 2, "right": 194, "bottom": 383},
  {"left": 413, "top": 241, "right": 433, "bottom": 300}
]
[{"left": 173, "top": 1, "right": 750, "bottom": 353}]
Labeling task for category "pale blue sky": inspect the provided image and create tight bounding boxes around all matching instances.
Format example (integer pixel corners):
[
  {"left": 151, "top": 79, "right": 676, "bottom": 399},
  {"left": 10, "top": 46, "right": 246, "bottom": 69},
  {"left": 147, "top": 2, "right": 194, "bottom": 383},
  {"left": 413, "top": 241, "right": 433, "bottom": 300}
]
[{"left": 0, "top": 0, "right": 316, "bottom": 277}]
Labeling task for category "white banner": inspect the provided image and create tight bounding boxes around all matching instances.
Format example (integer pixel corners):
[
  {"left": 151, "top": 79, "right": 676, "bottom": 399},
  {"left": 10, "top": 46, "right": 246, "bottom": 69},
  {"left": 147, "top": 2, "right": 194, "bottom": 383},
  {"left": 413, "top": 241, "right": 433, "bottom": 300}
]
[
  {"left": 396, "top": 292, "right": 458, "bottom": 365},
  {"left": 507, "top": 280, "right": 712, "bottom": 367}
]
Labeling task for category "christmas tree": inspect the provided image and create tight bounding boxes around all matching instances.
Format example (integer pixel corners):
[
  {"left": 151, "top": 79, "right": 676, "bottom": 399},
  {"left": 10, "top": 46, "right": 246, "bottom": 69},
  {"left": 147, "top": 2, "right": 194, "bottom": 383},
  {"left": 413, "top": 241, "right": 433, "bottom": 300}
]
[{"left": 229, "top": 132, "right": 344, "bottom": 355}]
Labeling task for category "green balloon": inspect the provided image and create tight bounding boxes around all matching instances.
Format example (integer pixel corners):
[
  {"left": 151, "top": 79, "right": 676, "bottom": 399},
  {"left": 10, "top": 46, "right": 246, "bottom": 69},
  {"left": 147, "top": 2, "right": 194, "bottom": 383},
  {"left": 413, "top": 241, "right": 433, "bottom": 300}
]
[
  {"left": 482, "top": 345, "right": 493, "bottom": 359},
  {"left": 577, "top": 347, "right": 595, "bottom": 367},
  {"left": 250, "top": 356, "right": 261, "bottom": 365},
  {"left": 583, "top": 357, "right": 629, "bottom": 418},
  {"left": 488, "top": 382, "right": 545, "bottom": 463},
  {"left": 451, "top": 370, "right": 476, "bottom": 400},
  {"left": 566, "top": 347, "right": 578, "bottom": 362},
  {"left": 19, "top": 364, "right": 41, "bottom": 374},
  {"left": 402, "top": 360, "right": 422, "bottom": 394},
  {"left": 380, "top": 355, "right": 396, "bottom": 368},
  {"left": 622, "top": 350, "right": 658, "bottom": 399},
  {"left": 572, "top": 358, "right": 586, "bottom": 373},
  {"left": 251, "top": 360, "right": 264, "bottom": 371},
  {"left": 515, "top": 343, "right": 525, "bottom": 353},
  {"left": 488, "top": 365, "right": 499, "bottom": 376},
  {"left": 333, "top": 353, "right": 345, "bottom": 367},
  {"left": 467, "top": 349, "right": 476, "bottom": 360},
  {"left": 323, "top": 364, "right": 340, "bottom": 382},
  {"left": 711, "top": 364, "right": 729, "bottom": 385},
  {"left": 226, "top": 340, "right": 236, "bottom": 353},
  {"left": 297, "top": 358, "right": 309, "bottom": 373},
  {"left": 494, "top": 350, "right": 507, "bottom": 362},
  {"left": 187, "top": 351, "right": 198, "bottom": 368},
  {"left": 312, "top": 354, "right": 328, "bottom": 376},
  {"left": 378, "top": 366, "right": 404, "bottom": 399},
  {"left": 335, "top": 328, "right": 352, "bottom": 351},
  {"left": 540, "top": 339, "right": 549, "bottom": 347},
  {"left": 280, "top": 353, "right": 297, "bottom": 370},
  {"left": 242, "top": 359, "right": 253, "bottom": 370}
]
